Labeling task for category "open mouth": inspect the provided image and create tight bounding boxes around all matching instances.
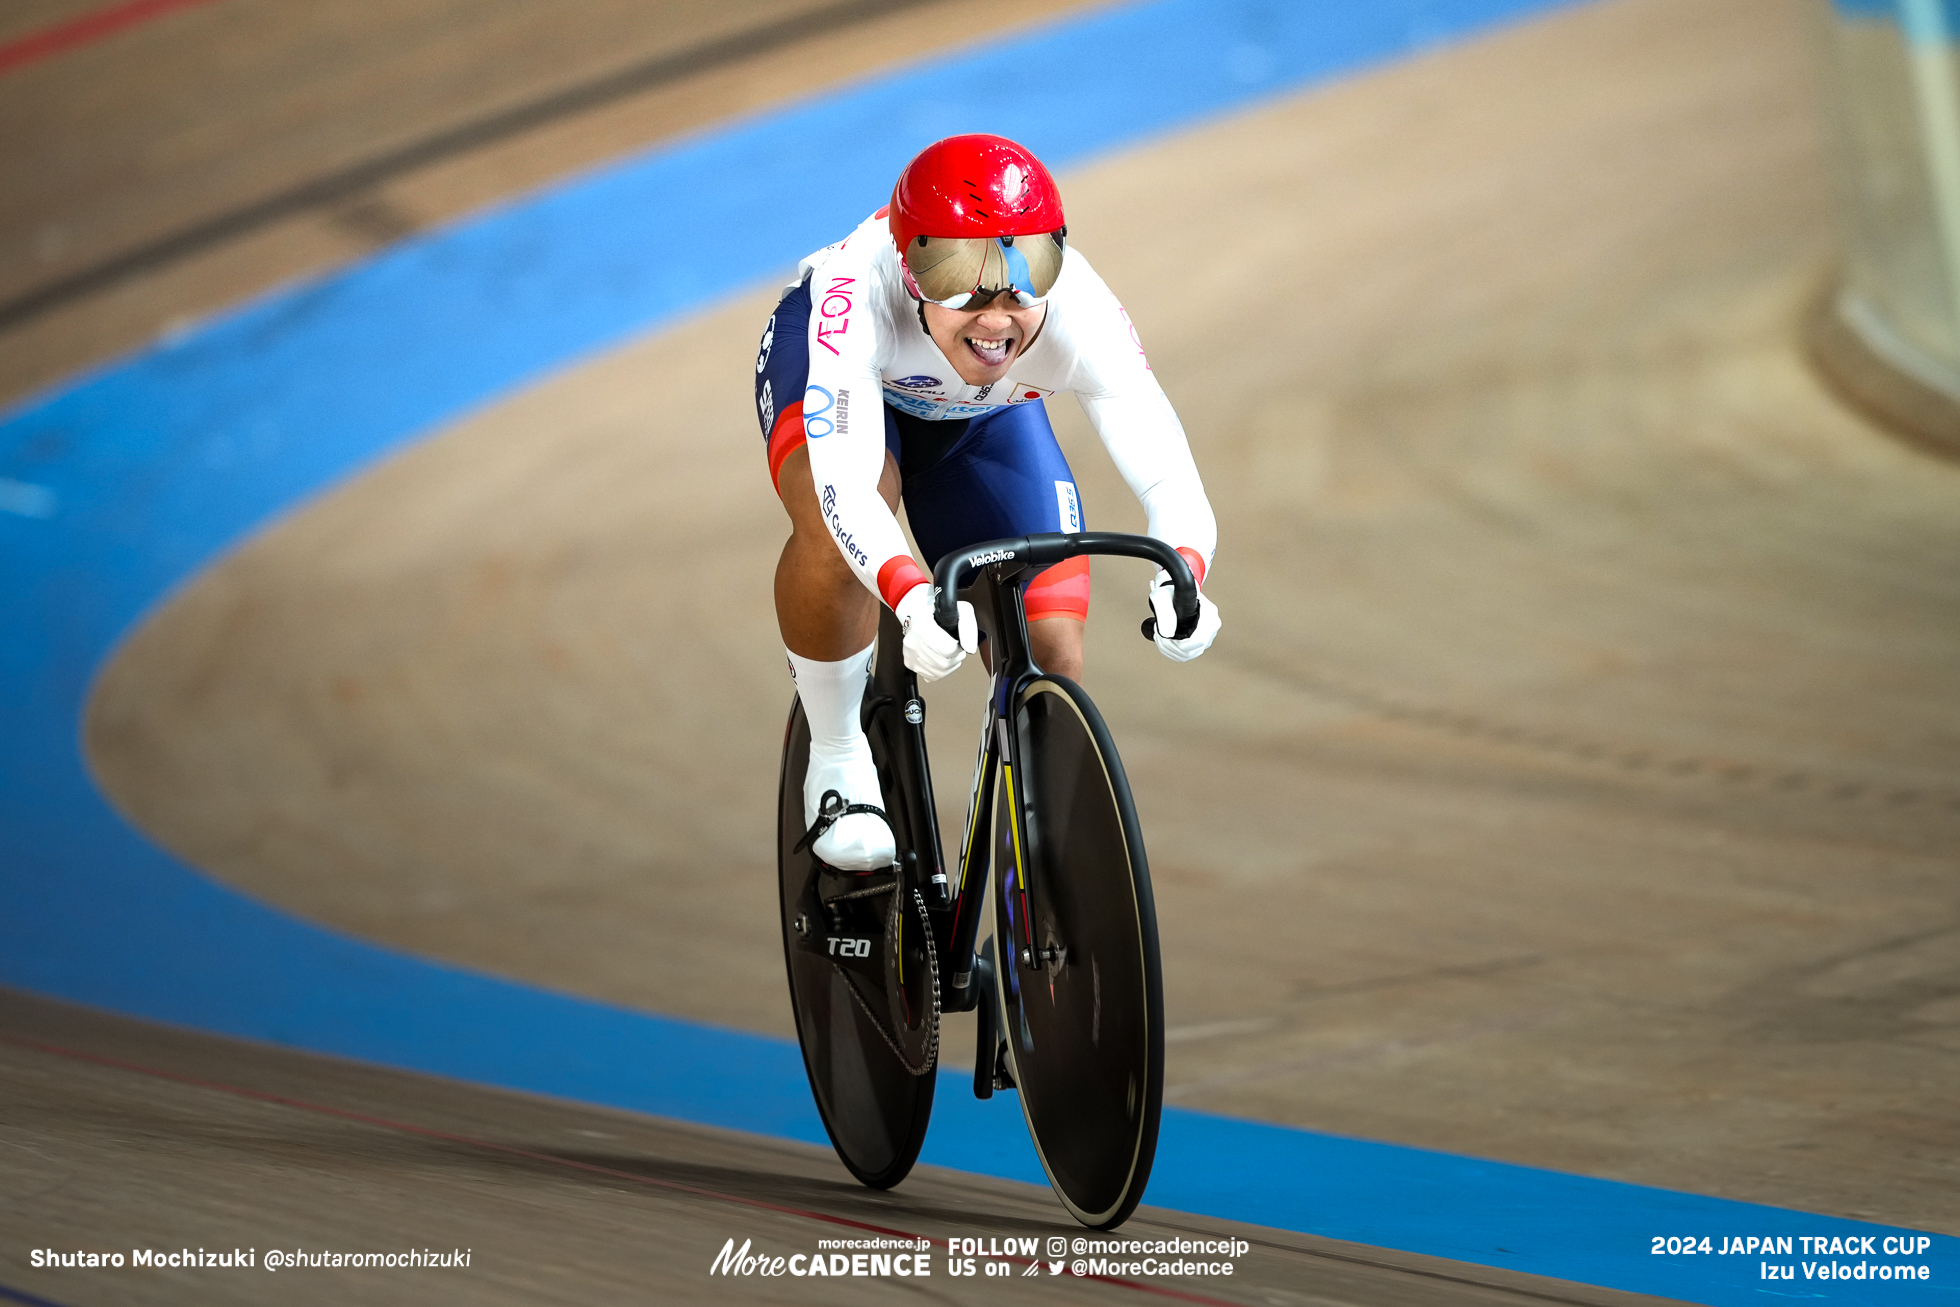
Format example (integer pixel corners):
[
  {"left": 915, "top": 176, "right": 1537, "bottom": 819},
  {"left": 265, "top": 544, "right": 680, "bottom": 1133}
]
[{"left": 965, "top": 335, "right": 1013, "bottom": 369}]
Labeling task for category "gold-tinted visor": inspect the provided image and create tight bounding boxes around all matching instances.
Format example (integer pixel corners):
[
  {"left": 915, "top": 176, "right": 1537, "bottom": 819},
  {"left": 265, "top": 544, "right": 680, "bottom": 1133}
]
[{"left": 902, "top": 231, "right": 1066, "bottom": 308}]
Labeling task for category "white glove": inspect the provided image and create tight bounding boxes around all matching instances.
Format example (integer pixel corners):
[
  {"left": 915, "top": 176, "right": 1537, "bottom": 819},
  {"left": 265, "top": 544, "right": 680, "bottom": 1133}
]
[
  {"left": 1148, "top": 568, "right": 1221, "bottom": 662},
  {"left": 895, "top": 583, "right": 977, "bottom": 682}
]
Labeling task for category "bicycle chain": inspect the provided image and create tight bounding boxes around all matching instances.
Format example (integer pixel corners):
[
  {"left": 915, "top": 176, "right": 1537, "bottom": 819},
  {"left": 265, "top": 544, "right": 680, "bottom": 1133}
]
[
  {"left": 823, "top": 877, "right": 897, "bottom": 904},
  {"left": 833, "top": 887, "right": 938, "bottom": 1078}
]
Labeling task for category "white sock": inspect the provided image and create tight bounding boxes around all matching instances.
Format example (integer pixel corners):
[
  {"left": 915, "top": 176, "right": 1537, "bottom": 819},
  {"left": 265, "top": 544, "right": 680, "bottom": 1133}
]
[
  {"left": 787, "top": 644, "right": 892, "bottom": 869},
  {"left": 787, "top": 643, "right": 874, "bottom": 755}
]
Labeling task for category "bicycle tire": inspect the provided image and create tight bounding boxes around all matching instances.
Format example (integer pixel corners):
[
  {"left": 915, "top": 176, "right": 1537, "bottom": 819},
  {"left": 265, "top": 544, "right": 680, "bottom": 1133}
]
[
  {"left": 778, "top": 692, "right": 937, "bottom": 1190},
  {"left": 992, "top": 675, "right": 1164, "bottom": 1228}
]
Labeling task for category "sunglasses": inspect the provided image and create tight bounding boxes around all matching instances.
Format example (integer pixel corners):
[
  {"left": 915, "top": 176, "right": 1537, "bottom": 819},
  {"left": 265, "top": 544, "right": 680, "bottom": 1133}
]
[{"left": 900, "top": 230, "right": 1066, "bottom": 309}]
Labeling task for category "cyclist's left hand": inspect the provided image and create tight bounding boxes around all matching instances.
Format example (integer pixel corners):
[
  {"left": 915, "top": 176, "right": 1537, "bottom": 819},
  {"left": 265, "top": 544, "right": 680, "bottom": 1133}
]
[{"left": 1148, "top": 568, "right": 1221, "bottom": 662}]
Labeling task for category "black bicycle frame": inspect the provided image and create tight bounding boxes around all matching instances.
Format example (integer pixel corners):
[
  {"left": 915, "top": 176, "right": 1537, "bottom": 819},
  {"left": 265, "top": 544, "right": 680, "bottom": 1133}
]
[
  {"left": 865, "top": 607, "right": 948, "bottom": 914},
  {"left": 904, "top": 531, "right": 1198, "bottom": 1014}
]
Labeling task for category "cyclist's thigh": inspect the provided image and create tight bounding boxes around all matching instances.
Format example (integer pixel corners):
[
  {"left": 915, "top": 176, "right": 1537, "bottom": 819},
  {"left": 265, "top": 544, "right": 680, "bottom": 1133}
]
[
  {"left": 757, "top": 279, "right": 901, "bottom": 497},
  {"left": 901, "top": 400, "right": 1090, "bottom": 619}
]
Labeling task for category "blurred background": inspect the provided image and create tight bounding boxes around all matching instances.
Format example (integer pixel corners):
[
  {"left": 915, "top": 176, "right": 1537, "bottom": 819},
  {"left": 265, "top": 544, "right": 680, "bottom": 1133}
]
[{"left": 3, "top": 0, "right": 1957, "bottom": 1298}]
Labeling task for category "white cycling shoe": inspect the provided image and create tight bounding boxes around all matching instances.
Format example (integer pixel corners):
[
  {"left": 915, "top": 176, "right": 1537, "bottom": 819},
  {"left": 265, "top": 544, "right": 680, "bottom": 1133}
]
[{"left": 803, "top": 740, "right": 895, "bottom": 871}]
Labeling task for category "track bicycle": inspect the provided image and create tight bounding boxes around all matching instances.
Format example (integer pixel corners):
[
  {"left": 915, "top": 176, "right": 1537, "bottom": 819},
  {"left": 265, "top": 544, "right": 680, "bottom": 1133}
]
[{"left": 777, "top": 532, "right": 1200, "bottom": 1229}]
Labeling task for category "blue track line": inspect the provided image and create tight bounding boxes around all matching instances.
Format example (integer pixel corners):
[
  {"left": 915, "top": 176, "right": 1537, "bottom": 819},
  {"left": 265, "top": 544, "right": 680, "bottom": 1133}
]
[
  {"left": 1, "top": 2, "right": 1953, "bottom": 1303},
  {"left": 0, "top": 1283, "right": 74, "bottom": 1307}
]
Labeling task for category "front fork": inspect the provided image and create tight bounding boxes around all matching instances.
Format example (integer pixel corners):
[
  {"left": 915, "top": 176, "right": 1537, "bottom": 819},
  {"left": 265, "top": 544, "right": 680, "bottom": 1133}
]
[{"left": 945, "top": 678, "right": 1033, "bottom": 1098}]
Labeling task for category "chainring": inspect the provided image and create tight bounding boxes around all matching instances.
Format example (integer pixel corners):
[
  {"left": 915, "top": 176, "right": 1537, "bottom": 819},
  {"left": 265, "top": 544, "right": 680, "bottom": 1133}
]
[{"left": 831, "top": 886, "right": 939, "bottom": 1077}]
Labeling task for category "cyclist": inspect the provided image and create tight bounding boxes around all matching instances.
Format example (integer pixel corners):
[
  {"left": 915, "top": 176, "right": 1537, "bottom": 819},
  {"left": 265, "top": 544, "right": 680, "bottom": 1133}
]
[{"left": 759, "top": 133, "right": 1220, "bottom": 871}]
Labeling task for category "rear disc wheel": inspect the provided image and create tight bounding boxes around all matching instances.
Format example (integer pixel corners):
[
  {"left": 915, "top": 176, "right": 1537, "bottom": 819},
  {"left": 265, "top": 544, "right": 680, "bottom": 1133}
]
[{"left": 779, "top": 695, "right": 937, "bottom": 1189}]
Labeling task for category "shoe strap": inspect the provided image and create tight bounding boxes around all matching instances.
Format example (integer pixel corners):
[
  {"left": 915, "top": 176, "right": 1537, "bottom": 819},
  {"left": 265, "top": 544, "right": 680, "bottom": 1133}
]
[{"left": 792, "top": 788, "right": 890, "bottom": 855}]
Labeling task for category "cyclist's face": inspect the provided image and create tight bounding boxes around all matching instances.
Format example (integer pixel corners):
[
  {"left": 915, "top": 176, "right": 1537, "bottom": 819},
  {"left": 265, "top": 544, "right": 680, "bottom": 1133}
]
[{"left": 922, "top": 291, "right": 1047, "bottom": 385}]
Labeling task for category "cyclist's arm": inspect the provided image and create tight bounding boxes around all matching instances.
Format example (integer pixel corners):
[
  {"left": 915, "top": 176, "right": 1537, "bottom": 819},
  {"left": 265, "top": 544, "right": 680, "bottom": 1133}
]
[
  {"left": 1064, "top": 268, "right": 1218, "bottom": 583},
  {"left": 1077, "top": 389, "right": 1215, "bottom": 583},
  {"left": 800, "top": 252, "right": 932, "bottom": 609}
]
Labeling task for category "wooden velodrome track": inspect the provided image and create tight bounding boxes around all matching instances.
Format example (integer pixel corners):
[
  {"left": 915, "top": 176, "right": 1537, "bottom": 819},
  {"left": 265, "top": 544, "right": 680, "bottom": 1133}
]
[{"left": 6, "top": 0, "right": 1959, "bottom": 1301}]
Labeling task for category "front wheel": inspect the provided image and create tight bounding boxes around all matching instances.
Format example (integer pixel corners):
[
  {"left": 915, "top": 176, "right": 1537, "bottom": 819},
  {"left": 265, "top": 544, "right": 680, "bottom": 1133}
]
[{"left": 993, "top": 676, "right": 1164, "bottom": 1228}]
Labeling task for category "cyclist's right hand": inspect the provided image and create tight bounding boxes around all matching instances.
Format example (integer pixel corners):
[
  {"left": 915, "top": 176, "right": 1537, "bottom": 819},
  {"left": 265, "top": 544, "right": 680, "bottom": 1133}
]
[{"left": 895, "top": 583, "right": 977, "bottom": 682}]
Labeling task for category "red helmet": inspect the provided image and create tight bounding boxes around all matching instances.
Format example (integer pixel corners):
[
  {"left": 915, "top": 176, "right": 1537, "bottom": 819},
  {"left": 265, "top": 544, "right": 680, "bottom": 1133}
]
[
  {"left": 890, "top": 134, "right": 1065, "bottom": 248},
  {"left": 890, "top": 134, "right": 1067, "bottom": 308}
]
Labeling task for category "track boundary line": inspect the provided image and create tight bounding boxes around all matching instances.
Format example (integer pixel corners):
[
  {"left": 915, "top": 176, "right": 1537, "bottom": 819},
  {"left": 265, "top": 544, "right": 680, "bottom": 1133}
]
[
  {"left": 0, "top": 1031, "right": 1240, "bottom": 1306},
  {"left": 0, "top": 0, "right": 219, "bottom": 78},
  {"left": 0, "top": 0, "right": 943, "bottom": 334}
]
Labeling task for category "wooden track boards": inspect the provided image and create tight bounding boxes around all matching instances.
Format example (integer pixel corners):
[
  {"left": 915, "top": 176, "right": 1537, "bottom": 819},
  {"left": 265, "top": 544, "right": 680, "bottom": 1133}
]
[
  {"left": 0, "top": 989, "right": 1686, "bottom": 1306},
  {"left": 7, "top": 0, "right": 1957, "bottom": 1285},
  {"left": 0, "top": 0, "right": 1093, "bottom": 399}
]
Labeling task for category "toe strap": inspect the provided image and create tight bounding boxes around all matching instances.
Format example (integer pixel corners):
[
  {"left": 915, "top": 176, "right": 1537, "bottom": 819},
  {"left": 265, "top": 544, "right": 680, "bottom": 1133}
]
[{"left": 792, "top": 789, "right": 890, "bottom": 855}]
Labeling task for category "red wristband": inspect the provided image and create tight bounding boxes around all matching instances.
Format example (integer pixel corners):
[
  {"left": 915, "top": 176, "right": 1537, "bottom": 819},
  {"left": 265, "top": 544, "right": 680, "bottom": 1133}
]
[{"left": 877, "top": 557, "right": 930, "bottom": 610}]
